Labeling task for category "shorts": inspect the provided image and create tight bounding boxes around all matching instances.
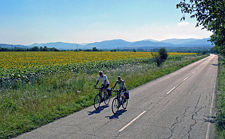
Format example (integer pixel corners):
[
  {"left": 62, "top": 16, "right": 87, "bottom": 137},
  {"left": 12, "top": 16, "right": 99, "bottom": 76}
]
[
  {"left": 119, "top": 89, "right": 126, "bottom": 96},
  {"left": 101, "top": 84, "right": 109, "bottom": 90},
  {"left": 120, "top": 91, "right": 125, "bottom": 96}
]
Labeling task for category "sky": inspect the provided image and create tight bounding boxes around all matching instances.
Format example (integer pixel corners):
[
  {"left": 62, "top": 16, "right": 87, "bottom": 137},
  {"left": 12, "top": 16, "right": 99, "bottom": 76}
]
[{"left": 0, "top": 0, "right": 213, "bottom": 45}]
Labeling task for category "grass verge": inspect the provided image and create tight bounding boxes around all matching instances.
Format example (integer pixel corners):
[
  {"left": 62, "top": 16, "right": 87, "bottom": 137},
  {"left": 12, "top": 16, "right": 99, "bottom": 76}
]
[
  {"left": 0, "top": 54, "right": 208, "bottom": 139},
  {"left": 215, "top": 55, "right": 225, "bottom": 139}
]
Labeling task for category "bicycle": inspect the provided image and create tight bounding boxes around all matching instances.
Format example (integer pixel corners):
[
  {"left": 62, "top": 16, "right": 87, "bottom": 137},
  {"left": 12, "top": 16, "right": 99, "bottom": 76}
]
[
  {"left": 111, "top": 89, "right": 128, "bottom": 114},
  {"left": 94, "top": 86, "right": 112, "bottom": 110}
]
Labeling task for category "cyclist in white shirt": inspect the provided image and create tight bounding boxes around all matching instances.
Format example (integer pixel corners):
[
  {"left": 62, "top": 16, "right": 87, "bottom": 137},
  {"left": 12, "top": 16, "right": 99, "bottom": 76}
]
[{"left": 94, "top": 71, "right": 109, "bottom": 100}]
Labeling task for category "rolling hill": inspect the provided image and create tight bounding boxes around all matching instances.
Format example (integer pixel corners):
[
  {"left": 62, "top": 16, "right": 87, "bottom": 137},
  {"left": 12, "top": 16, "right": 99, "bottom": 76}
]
[
  {"left": 29, "top": 42, "right": 82, "bottom": 50},
  {"left": 0, "top": 38, "right": 214, "bottom": 50}
]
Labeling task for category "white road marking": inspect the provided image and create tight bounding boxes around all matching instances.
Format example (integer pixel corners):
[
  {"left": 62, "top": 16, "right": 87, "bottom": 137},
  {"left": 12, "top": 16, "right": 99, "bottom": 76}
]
[
  {"left": 119, "top": 111, "right": 146, "bottom": 132},
  {"left": 183, "top": 77, "right": 189, "bottom": 81},
  {"left": 167, "top": 87, "right": 176, "bottom": 95},
  {"left": 205, "top": 82, "right": 216, "bottom": 139},
  {"left": 166, "top": 62, "right": 204, "bottom": 95}
]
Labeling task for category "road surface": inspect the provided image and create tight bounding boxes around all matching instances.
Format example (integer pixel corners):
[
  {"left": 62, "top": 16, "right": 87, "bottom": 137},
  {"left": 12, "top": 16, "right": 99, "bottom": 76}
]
[{"left": 16, "top": 54, "right": 218, "bottom": 139}]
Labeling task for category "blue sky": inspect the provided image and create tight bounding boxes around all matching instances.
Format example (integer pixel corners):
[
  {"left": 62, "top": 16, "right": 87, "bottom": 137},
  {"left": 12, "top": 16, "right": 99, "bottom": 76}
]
[{"left": 0, "top": 0, "right": 212, "bottom": 45}]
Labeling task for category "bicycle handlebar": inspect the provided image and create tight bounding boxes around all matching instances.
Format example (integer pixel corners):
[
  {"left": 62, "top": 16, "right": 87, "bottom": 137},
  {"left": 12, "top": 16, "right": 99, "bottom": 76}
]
[
  {"left": 94, "top": 85, "right": 119, "bottom": 92},
  {"left": 94, "top": 86, "right": 109, "bottom": 90}
]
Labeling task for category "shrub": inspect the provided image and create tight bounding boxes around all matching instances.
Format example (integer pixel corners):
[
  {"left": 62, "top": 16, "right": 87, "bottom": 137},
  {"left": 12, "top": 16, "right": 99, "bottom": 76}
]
[
  {"left": 158, "top": 47, "right": 168, "bottom": 62},
  {"left": 152, "top": 47, "right": 168, "bottom": 67}
]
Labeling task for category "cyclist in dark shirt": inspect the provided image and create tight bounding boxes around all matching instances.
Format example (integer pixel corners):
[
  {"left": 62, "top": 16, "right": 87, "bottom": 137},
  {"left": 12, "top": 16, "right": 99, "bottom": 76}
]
[{"left": 112, "top": 76, "right": 126, "bottom": 101}]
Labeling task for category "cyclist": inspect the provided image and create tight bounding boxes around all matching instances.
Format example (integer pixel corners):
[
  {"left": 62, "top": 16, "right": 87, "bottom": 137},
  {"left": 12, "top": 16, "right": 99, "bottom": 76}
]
[
  {"left": 112, "top": 76, "right": 126, "bottom": 102},
  {"left": 94, "top": 71, "right": 109, "bottom": 101}
]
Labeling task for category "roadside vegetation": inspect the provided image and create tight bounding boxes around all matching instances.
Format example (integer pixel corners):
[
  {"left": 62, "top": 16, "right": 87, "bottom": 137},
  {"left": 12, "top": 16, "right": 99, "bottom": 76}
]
[
  {"left": 0, "top": 51, "right": 208, "bottom": 138},
  {"left": 215, "top": 55, "right": 225, "bottom": 139}
]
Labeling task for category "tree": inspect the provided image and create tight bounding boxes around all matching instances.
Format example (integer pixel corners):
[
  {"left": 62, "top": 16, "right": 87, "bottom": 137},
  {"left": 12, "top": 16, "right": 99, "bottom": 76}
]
[
  {"left": 110, "top": 49, "right": 117, "bottom": 52},
  {"left": 30, "top": 46, "right": 40, "bottom": 51},
  {"left": 152, "top": 47, "right": 168, "bottom": 67},
  {"left": 43, "top": 46, "right": 48, "bottom": 51},
  {"left": 49, "top": 47, "right": 59, "bottom": 51},
  {"left": 84, "top": 49, "right": 92, "bottom": 51},
  {"left": 92, "top": 47, "right": 99, "bottom": 51},
  {"left": 176, "top": 0, "right": 225, "bottom": 56},
  {"left": 158, "top": 47, "right": 168, "bottom": 62}
]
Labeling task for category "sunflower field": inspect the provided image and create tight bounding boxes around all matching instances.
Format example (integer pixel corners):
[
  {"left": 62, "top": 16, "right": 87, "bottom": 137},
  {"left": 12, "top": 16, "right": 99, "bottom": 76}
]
[
  {"left": 0, "top": 51, "right": 196, "bottom": 89},
  {"left": 0, "top": 51, "right": 195, "bottom": 69}
]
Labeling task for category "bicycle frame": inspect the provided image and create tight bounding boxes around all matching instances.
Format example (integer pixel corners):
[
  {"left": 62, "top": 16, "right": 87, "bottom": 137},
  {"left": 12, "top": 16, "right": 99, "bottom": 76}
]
[
  {"left": 94, "top": 87, "right": 111, "bottom": 109},
  {"left": 111, "top": 89, "right": 128, "bottom": 114},
  {"left": 113, "top": 90, "right": 125, "bottom": 102}
]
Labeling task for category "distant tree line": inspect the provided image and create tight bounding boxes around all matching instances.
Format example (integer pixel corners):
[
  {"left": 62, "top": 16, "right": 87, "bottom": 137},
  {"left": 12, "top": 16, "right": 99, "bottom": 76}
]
[
  {"left": 164, "top": 47, "right": 219, "bottom": 54},
  {"left": 0, "top": 46, "right": 59, "bottom": 52},
  {"left": 29, "top": 46, "right": 59, "bottom": 51},
  {"left": 0, "top": 45, "right": 218, "bottom": 54},
  {"left": 81, "top": 47, "right": 102, "bottom": 52},
  {"left": 110, "top": 47, "right": 218, "bottom": 54}
]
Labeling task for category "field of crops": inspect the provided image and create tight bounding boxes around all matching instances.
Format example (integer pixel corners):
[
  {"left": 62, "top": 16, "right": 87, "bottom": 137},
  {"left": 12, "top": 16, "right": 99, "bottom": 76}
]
[
  {"left": 0, "top": 51, "right": 196, "bottom": 69},
  {"left": 0, "top": 51, "right": 196, "bottom": 89}
]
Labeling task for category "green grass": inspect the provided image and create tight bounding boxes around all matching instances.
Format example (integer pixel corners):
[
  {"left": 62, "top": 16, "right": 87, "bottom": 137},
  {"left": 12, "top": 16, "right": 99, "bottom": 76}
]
[
  {"left": 215, "top": 55, "right": 225, "bottom": 139},
  {"left": 0, "top": 54, "right": 208, "bottom": 139}
]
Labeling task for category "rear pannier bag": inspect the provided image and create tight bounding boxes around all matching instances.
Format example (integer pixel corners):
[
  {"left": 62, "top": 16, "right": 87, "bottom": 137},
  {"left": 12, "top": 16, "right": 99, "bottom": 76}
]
[
  {"left": 107, "top": 88, "right": 112, "bottom": 96},
  {"left": 124, "top": 91, "right": 129, "bottom": 99}
]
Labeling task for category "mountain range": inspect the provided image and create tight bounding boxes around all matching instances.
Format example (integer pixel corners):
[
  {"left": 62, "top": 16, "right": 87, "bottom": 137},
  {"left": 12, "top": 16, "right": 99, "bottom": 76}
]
[{"left": 0, "top": 38, "right": 214, "bottom": 50}]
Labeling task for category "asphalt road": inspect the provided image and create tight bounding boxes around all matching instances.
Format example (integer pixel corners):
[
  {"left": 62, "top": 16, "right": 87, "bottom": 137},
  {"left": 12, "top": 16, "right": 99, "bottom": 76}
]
[{"left": 16, "top": 54, "right": 218, "bottom": 139}]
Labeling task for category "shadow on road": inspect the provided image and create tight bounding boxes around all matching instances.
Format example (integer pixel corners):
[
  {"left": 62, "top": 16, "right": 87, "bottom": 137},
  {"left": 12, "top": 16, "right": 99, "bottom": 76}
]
[
  {"left": 204, "top": 115, "right": 216, "bottom": 123},
  {"left": 87, "top": 105, "right": 109, "bottom": 115},
  {"left": 212, "top": 64, "right": 218, "bottom": 66},
  {"left": 105, "top": 109, "right": 127, "bottom": 119}
]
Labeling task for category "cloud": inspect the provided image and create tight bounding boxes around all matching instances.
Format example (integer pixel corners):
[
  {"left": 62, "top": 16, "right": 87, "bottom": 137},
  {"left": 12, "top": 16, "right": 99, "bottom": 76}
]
[
  {"left": 177, "top": 22, "right": 190, "bottom": 26},
  {"left": 121, "top": 23, "right": 213, "bottom": 42}
]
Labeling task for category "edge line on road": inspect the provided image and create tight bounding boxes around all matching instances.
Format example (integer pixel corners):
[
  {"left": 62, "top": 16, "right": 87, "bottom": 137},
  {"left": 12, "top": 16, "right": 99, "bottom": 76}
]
[
  {"left": 119, "top": 111, "right": 146, "bottom": 132},
  {"left": 205, "top": 82, "right": 216, "bottom": 139}
]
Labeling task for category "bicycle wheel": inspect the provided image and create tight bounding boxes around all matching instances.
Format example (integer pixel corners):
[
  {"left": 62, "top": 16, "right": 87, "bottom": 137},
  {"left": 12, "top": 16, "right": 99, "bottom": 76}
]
[
  {"left": 104, "top": 93, "right": 111, "bottom": 105},
  {"left": 122, "top": 99, "right": 128, "bottom": 109},
  {"left": 112, "top": 98, "right": 120, "bottom": 114},
  {"left": 94, "top": 94, "right": 101, "bottom": 109}
]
